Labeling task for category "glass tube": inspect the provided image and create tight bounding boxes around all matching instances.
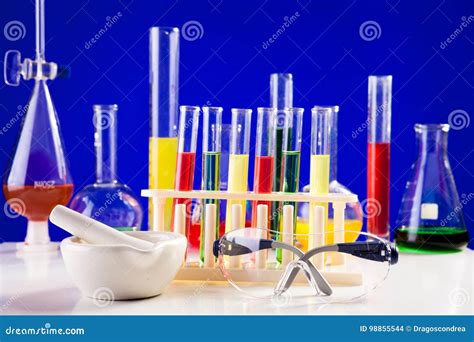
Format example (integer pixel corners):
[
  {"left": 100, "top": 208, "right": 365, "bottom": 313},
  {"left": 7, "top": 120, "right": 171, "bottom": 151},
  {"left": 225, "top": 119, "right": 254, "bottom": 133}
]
[
  {"left": 225, "top": 108, "right": 252, "bottom": 233},
  {"left": 277, "top": 107, "right": 303, "bottom": 261},
  {"left": 93, "top": 105, "right": 118, "bottom": 184},
  {"left": 149, "top": 26, "right": 180, "bottom": 230},
  {"left": 251, "top": 107, "right": 276, "bottom": 228},
  {"left": 173, "top": 106, "right": 200, "bottom": 239},
  {"left": 310, "top": 106, "right": 332, "bottom": 247},
  {"left": 367, "top": 75, "right": 392, "bottom": 239},
  {"left": 200, "top": 106, "right": 222, "bottom": 262},
  {"left": 219, "top": 124, "right": 231, "bottom": 232},
  {"left": 270, "top": 73, "right": 293, "bottom": 234}
]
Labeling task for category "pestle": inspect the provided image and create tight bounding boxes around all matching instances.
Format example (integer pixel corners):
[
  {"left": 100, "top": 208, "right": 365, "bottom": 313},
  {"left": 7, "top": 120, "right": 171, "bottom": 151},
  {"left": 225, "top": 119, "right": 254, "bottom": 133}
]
[{"left": 49, "top": 205, "right": 154, "bottom": 250}]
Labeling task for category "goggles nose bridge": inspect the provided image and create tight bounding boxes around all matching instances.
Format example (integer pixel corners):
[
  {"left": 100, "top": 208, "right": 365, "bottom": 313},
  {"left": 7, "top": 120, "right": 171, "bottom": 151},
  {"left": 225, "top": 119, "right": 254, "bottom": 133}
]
[{"left": 273, "top": 259, "right": 321, "bottom": 296}]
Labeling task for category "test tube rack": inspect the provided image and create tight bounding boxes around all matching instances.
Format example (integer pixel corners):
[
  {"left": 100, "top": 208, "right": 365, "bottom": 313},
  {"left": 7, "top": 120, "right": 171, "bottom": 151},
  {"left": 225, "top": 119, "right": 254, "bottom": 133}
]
[{"left": 142, "top": 189, "right": 362, "bottom": 285}]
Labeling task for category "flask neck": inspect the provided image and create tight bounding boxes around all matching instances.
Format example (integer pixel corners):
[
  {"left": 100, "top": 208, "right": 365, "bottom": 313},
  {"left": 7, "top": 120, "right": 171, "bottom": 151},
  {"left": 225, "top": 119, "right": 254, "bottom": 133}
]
[
  {"left": 94, "top": 105, "right": 118, "bottom": 184},
  {"left": 416, "top": 124, "right": 449, "bottom": 157}
]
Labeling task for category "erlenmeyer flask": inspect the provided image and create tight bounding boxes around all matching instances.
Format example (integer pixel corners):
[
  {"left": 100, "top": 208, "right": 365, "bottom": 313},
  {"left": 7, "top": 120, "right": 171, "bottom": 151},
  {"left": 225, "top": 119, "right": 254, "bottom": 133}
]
[
  {"left": 3, "top": 0, "right": 73, "bottom": 251},
  {"left": 395, "top": 124, "right": 469, "bottom": 253}
]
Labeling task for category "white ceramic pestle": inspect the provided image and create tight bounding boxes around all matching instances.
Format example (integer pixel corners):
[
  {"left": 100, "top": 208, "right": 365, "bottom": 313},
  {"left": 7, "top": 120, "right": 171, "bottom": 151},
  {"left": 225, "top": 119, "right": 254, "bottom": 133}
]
[{"left": 49, "top": 205, "right": 154, "bottom": 250}]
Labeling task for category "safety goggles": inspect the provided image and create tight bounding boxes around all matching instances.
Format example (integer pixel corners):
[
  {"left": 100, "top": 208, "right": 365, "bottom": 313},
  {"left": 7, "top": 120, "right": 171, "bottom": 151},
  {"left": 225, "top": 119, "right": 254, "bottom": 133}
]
[{"left": 213, "top": 228, "right": 398, "bottom": 303}]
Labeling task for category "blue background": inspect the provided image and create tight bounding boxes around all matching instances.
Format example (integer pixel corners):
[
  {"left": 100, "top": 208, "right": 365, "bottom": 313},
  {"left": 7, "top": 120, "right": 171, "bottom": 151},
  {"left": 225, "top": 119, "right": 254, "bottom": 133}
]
[{"left": 0, "top": 0, "right": 473, "bottom": 247}]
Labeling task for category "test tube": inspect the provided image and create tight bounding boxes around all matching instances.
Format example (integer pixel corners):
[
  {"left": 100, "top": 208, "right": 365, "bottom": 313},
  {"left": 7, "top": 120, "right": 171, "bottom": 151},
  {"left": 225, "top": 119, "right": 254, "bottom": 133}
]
[
  {"left": 225, "top": 108, "right": 252, "bottom": 233},
  {"left": 277, "top": 107, "right": 303, "bottom": 261},
  {"left": 149, "top": 27, "right": 180, "bottom": 230},
  {"left": 200, "top": 106, "right": 222, "bottom": 263},
  {"left": 173, "top": 106, "right": 200, "bottom": 239},
  {"left": 251, "top": 107, "right": 276, "bottom": 228},
  {"left": 270, "top": 73, "right": 293, "bottom": 234},
  {"left": 367, "top": 75, "right": 392, "bottom": 239},
  {"left": 309, "top": 106, "right": 333, "bottom": 254}
]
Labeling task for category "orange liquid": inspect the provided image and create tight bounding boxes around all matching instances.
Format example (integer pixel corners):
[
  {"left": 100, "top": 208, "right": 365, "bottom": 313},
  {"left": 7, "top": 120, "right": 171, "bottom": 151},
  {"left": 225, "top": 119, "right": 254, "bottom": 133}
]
[{"left": 3, "top": 184, "right": 74, "bottom": 221}]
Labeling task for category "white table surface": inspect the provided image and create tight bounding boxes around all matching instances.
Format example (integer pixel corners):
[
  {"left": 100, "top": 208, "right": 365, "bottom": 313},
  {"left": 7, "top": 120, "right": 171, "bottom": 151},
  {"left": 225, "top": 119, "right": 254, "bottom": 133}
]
[{"left": 0, "top": 243, "right": 472, "bottom": 315}]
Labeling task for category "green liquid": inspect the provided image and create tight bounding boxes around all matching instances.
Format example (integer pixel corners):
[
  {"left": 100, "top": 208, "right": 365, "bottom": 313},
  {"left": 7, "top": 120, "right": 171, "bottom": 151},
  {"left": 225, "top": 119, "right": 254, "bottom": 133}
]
[
  {"left": 395, "top": 227, "right": 469, "bottom": 253},
  {"left": 271, "top": 128, "right": 284, "bottom": 234},
  {"left": 277, "top": 150, "right": 300, "bottom": 261},
  {"left": 200, "top": 152, "right": 220, "bottom": 262}
]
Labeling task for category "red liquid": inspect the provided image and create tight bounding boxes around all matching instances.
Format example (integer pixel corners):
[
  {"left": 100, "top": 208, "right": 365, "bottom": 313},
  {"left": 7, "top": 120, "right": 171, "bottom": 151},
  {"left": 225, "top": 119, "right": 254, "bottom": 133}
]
[
  {"left": 3, "top": 184, "right": 74, "bottom": 221},
  {"left": 189, "top": 220, "right": 227, "bottom": 251},
  {"left": 173, "top": 152, "right": 196, "bottom": 240},
  {"left": 251, "top": 156, "right": 274, "bottom": 228},
  {"left": 367, "top": 142, "right": 390, "bottom": 237}
]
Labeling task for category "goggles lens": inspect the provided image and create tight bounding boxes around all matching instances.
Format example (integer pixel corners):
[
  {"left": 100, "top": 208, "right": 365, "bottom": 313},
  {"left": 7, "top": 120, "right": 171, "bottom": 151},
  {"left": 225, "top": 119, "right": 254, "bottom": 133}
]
[{"left": 215, "top": 228, "right": 395, "bottom": 303}]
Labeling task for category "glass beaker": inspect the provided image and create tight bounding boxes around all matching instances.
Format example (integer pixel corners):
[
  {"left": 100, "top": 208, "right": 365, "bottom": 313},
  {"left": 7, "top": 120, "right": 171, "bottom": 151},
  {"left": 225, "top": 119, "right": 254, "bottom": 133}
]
[
  {"left": 69, "top": 105, "right": 143, "bottom": 230},
  {"left": 3, "top": 0, "right": 73, "bottom": 251},
  {"left": 395, "top": 124, "right": 469, "bottom": 253},
  {"left": 148, "top": 27, "right": 180, "bottom": 230}
]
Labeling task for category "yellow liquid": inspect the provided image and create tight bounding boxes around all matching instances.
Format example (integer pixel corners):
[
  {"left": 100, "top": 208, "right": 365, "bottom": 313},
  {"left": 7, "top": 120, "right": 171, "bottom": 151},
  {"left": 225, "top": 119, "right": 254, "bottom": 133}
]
[
  {"left": 309, "top": 154, "right": 329, "bottom": 247},
  {"left": 295, "top": 219, "right": 363, "bottom": 251},
  {"left": 225, "top": 154, "right": 249, "bottom": 232},
  {"left": 149, "top": 137, "right": 178, "bottom": 230}
]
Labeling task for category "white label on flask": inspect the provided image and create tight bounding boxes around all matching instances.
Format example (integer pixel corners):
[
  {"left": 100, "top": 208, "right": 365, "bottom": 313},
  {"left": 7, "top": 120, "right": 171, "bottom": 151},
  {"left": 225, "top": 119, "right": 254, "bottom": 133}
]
[{"left": 421, "top": 203, "right": 438, "bottom": 220}]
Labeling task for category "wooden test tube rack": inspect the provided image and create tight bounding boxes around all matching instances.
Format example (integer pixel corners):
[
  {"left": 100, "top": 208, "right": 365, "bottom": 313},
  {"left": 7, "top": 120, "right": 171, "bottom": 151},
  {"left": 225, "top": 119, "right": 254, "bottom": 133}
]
[{"left": 141, "top": 189, "right": 361, "bottom": 286}]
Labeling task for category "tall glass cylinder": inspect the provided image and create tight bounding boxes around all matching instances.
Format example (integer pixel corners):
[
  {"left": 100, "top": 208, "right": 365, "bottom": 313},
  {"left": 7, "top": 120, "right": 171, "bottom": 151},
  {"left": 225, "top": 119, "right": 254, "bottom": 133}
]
[
  {"left": 149, "top": 26, "right": 180, "bottom": 230},
  {"left": 225, "top": 108, "right": 252, "bottom": 232},
  {"left": 367, "top": 75, "right": 392, "bottom": 239},
  {"left": 173, "top": 106, "right": 200, "bottom": 238},
  {"left": 310, "top": 106, "right": 332, "bottom": 244},
  {"left": 270, "top": 73, "right": 293, "bottom": 232},
  {"left": 251, "top": 107, "right": 276, "bottom": 228},
  {"left": 200, "top": 106, "right": 222, "bottom": 261}
]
